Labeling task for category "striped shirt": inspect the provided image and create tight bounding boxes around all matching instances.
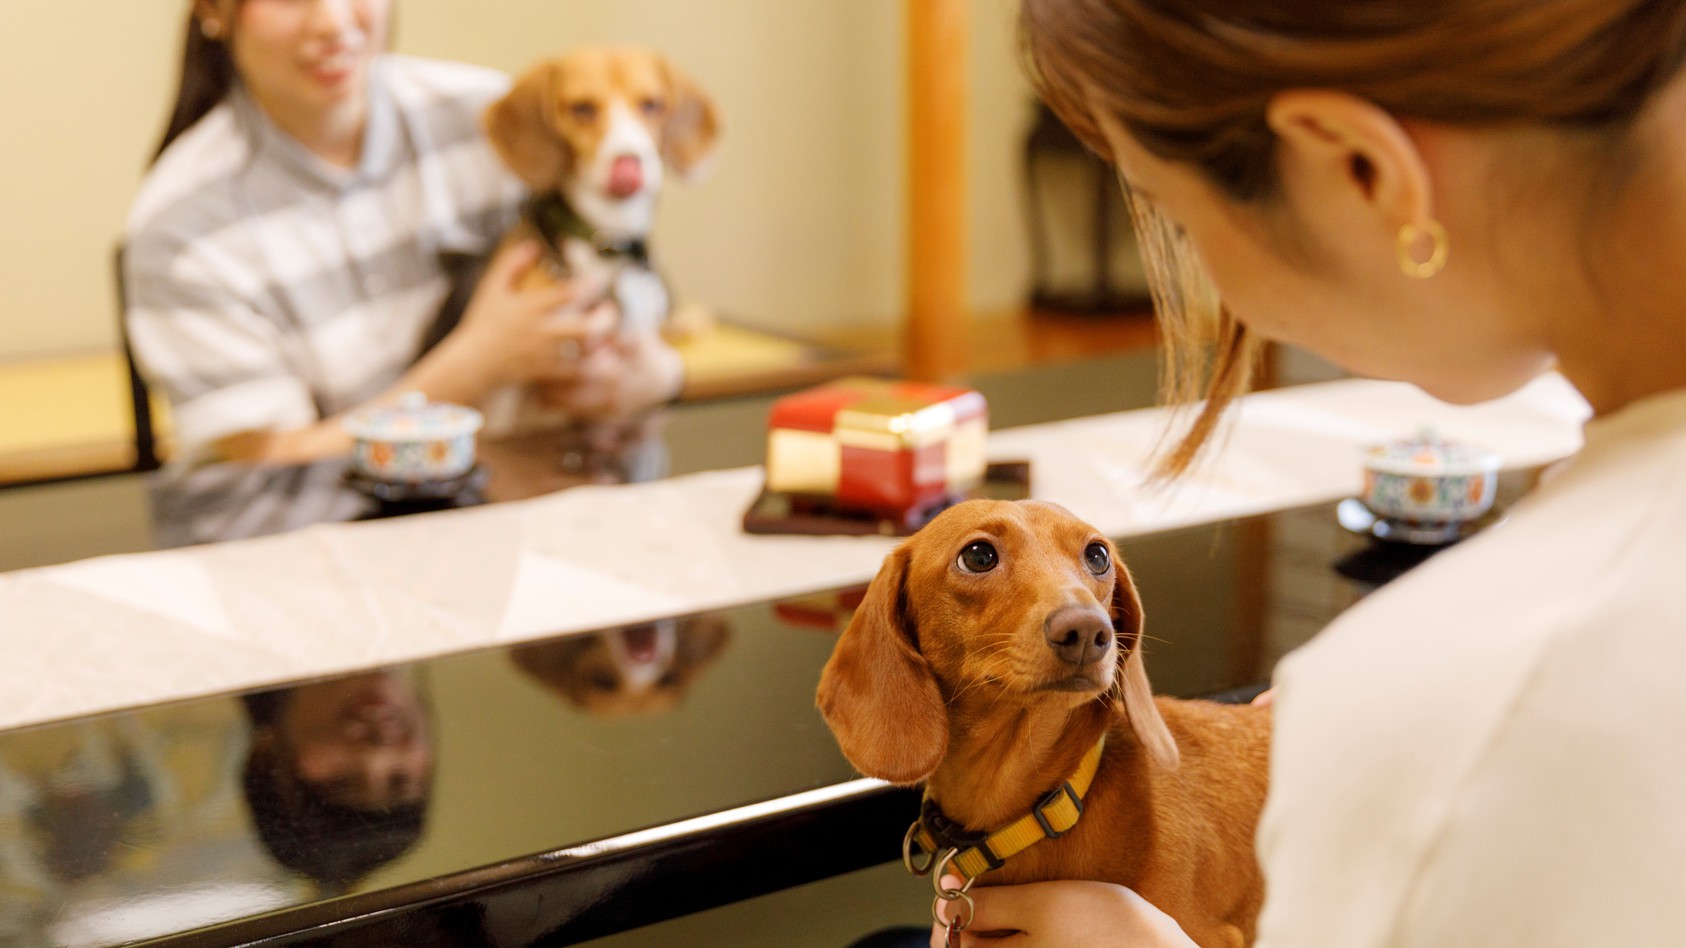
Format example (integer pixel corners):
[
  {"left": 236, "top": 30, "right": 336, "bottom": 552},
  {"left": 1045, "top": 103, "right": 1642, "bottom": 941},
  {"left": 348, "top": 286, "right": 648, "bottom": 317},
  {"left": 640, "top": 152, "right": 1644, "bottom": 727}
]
[{"left": 123, "top": 55, "right": 524, "bottom": 467}]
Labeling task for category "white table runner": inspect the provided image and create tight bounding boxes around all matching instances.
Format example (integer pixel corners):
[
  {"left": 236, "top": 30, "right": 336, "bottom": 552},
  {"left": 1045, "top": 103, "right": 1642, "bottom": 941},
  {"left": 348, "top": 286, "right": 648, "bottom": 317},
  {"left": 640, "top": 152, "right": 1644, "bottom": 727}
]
[{"left": 0, "top": 375, "right": 1589, "bottom": 731}]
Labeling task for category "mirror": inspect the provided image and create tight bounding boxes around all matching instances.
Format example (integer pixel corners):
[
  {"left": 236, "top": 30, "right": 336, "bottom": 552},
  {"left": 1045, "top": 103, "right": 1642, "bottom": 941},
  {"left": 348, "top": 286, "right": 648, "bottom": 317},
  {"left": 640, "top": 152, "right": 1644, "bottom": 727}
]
[{"left": 0, "top": 0, "right": 1043, "bottom": 483}]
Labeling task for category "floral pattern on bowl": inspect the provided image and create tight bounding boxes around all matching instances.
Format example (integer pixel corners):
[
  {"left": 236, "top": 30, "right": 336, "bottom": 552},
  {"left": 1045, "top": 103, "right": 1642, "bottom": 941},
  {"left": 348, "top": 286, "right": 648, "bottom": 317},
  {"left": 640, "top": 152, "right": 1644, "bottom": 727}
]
[
  {"left": 1361, "top": 429, "right": 1501, "bottom": 527},
  {"left": 343, "top": 393, "right": 483, "bottom": 483}
]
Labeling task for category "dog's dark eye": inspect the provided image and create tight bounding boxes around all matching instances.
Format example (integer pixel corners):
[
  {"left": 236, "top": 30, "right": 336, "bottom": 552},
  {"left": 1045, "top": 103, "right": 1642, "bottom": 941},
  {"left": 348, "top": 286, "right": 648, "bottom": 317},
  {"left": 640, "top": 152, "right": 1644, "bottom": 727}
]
[
  {"left": 567, "top": 100, "right": 599, "bottom": 123},
  {"left": 957, "top": 541, "right": 998, "bottom": 574},
  {"left": 1083, "top": 542, "right": 1111, "bottom": 575},
  {"left": 639, "top": 96, "right": 665, "bottom": 117}
]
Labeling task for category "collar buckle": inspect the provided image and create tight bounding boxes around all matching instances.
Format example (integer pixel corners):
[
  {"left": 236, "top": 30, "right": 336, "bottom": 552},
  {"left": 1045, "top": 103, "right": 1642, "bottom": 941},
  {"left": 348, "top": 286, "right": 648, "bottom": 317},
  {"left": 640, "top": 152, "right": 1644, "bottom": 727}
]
[{"left": 1032, "top": 779, "right": 1084, "bottom": 840}]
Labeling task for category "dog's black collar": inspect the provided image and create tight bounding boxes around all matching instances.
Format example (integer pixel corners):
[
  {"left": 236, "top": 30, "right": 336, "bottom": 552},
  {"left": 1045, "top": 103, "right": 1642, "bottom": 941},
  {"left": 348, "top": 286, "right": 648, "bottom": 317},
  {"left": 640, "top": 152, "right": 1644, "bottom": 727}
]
[
  {"left": 920, "top": 797, "right": 992, "bottom": 855},
  {"left": 522, "top": 192, "right": 650, "bottom": 272}
]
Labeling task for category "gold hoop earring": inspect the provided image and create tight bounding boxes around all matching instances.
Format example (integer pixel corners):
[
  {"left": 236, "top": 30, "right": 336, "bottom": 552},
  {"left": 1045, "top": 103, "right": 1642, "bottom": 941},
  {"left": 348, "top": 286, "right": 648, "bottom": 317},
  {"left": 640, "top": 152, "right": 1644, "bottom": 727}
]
[
  {"left": 1397, "top": 220, "right": 1449, "bottom": 279},
  {"left": 200, "top": 18, "right": 222, "bottom": 40}
]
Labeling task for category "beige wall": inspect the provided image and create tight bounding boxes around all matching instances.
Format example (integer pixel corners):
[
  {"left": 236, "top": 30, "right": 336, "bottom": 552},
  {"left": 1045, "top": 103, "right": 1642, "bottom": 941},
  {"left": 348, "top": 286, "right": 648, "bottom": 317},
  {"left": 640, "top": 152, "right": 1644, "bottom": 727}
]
[{"left": 0, "top": 0, "right": 1038, "bottom": 362}]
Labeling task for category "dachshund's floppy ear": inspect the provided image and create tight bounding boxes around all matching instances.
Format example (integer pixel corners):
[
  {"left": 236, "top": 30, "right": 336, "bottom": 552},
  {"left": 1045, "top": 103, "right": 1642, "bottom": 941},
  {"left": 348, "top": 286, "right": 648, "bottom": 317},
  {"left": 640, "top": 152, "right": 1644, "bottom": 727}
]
[
  {"left": 485, "top": 63, "right": 569, "bottom": 189},
  {"left": 816, "top": 547, "right": 947, "bottom": 784},
  {"left": 657, "top": 57, "right": 721, "bottom": 180},
  {"left": 1111, "top": 555, "right": 1180, "bottom": 770}
]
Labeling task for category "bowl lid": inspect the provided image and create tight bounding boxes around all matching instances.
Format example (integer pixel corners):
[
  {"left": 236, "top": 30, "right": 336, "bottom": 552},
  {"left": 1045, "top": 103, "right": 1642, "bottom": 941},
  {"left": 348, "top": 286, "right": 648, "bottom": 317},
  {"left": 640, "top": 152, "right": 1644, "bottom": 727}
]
[
  {"left": 343, "top": 392, "right": 483, "bottom": 441},
  {"left": 1365, "top": 427, "right": 1501, "bottom": 476}
]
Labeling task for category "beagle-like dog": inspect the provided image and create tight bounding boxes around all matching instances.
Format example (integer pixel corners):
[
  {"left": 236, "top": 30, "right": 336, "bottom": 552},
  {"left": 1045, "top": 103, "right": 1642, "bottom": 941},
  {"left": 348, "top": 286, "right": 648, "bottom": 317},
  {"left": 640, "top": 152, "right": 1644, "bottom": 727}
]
[
  {"left": 480, "top": 45, "right": 720, "bottom": 428},
  {"left": 817, "top": 499, "right": 1270, "bottom": 948},
  {"left": 511, "top": 617, "right": 731, "bottom": 717}
]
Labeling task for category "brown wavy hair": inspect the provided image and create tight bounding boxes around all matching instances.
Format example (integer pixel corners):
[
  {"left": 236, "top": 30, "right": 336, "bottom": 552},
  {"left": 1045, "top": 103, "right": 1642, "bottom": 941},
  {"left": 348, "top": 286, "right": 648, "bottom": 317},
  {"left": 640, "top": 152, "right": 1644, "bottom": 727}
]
[{"left": 1020, "top": 0, "right": 1686, "bottom": 476}]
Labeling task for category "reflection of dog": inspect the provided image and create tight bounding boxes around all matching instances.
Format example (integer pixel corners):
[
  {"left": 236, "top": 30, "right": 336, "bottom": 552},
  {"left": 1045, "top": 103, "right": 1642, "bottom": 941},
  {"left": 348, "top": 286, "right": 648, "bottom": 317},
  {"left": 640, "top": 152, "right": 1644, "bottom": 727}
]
[
  {"left": 817, "top": 500, "right": 1270, "bottom": 948},
  {"left": 481, "top": 45, "right": 720, "bottom": 429},
  {"left": 511, "top": 617, "right": 731, "bottom": 716}
]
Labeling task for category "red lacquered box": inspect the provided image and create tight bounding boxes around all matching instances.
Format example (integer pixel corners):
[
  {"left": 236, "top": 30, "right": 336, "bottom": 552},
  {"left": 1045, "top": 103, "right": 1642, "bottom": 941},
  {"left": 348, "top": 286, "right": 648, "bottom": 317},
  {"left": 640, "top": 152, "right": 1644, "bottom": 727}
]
[{"left": 764, "top": 377, "right": 988, "bottom": 520}]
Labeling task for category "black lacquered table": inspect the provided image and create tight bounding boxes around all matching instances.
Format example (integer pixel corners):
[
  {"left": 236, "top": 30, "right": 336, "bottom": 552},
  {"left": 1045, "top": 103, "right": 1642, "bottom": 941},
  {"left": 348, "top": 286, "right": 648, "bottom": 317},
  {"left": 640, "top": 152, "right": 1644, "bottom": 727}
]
[{"left": 0, "top": 354, "right": 1457, "bottom": 947}]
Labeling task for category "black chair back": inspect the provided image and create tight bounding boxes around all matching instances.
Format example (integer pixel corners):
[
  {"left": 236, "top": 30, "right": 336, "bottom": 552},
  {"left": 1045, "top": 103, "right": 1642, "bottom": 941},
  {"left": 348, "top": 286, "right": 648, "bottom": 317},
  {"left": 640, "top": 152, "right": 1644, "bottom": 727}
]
[{"left": 114, "top": 246, "right": 161, "bottom": 472}]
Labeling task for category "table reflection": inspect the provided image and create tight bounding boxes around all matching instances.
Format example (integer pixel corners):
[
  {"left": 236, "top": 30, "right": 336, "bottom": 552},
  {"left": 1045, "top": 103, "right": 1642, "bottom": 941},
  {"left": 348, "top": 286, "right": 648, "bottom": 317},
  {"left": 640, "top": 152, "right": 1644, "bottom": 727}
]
[
  {"left": 0, "top": 602, "right": 769, "bottom": 948},
  {"left": 149, "top": 413, "right": 672, "bottom": 547},
  {"left": 0, "top": 698, "right": 294, "bottom": 946},
  {"left": 0, "top": 669, "right": 441, "bottom": 945}
]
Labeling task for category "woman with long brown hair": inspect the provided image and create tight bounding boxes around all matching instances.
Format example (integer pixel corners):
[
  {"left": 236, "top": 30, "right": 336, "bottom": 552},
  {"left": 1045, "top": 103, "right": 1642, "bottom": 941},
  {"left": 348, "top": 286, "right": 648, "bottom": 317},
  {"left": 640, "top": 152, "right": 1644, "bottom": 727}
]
[
  {"left": 126, "top": 1, "right": 682, "bottom": 470},
  {"left": 927, "top": 1, "right": 1686, "bottom": 945}
]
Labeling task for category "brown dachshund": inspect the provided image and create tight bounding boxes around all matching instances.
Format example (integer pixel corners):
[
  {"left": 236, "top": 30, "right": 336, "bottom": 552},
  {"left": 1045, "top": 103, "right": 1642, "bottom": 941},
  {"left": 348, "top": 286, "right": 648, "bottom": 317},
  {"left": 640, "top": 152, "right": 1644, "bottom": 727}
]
[{"left": 816, "top": 499, "right": 1269, "bottom": 948}]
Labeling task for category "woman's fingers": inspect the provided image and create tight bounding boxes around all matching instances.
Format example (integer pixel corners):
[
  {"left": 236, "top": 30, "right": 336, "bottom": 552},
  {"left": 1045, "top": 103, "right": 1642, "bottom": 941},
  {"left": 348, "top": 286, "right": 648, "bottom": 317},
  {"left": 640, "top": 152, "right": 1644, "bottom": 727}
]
[
  {"left": 545, "top": 300, "right": 617, "bottom": 342},
  {"left": 524, "top": 280, "right": 578, "bottom": 314},
  {"left": 487, "top": 239, "right": 543, "bottom": 285},
  {"left": 933, "top": 876, "right": 1029, "bottom": 936},
  {"left": 930, "top": 878, "right": 1198, "bottom": 948},
  {"left": 488, "top": 241, "right": 584, "bottom": 312}
]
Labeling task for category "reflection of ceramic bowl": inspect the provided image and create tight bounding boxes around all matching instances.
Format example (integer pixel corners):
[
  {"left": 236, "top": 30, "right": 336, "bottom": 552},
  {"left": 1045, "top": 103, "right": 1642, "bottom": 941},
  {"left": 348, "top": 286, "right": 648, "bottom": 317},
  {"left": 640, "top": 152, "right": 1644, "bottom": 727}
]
[
  {"left": 1361, "top": 430, "right": 1501, "bottom": 529},
  {"left": 343, "top": 393, "right": 483, "bottom": 483}
]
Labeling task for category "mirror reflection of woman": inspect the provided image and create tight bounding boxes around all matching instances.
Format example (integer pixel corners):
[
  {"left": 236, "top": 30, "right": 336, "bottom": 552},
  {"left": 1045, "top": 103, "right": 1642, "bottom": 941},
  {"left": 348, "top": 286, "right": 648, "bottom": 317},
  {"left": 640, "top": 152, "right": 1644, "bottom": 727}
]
[
  {"left": 241, "top": 668, "right": 435, "bottom": 891},
  {"left": 125, "top": 0, "right": 683, "bottom": 473}
]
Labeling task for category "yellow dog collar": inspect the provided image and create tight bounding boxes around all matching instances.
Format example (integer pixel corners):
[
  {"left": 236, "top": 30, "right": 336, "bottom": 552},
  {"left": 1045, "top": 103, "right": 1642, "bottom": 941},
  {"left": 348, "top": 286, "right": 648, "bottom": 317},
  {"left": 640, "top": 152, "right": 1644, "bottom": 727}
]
[{"left": 905, "top": 736, "right": 1105, "bottom": 882}]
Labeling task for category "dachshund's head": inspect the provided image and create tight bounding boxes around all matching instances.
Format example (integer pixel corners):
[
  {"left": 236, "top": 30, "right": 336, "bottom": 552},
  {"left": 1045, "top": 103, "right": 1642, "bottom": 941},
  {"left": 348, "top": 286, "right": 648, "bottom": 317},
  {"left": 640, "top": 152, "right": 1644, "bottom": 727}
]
[{"left": 816, "top": 499, "right": 1177, "bottom": 784}]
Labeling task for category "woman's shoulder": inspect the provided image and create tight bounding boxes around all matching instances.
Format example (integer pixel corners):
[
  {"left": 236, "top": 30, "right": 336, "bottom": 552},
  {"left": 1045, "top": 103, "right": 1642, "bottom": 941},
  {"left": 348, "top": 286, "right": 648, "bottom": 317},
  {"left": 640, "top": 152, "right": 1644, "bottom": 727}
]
[
  {"left": 380, "top": 54, "right": 512, "bottom": 114},
  {"left": 127, "top": 100, "right": 251, "bottom": 246},
  {"left": 1255, "top": 426, "right": 1686, "bottom": 943}
]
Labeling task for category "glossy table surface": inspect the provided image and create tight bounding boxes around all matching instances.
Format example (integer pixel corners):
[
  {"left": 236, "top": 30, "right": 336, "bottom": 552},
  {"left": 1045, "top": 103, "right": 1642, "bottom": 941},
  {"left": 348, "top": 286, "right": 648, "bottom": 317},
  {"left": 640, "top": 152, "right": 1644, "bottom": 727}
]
[{"left": 0, "top": 354, "right": 1461, "bottom": 947}]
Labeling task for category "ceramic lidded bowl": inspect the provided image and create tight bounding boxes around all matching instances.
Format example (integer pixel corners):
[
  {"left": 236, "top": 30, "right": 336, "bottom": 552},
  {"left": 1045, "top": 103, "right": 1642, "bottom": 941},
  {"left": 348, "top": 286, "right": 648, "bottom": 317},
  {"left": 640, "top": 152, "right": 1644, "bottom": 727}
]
[
  {"left": 343, "top": 393, "right": 483, "bottom": 483},
  {"left": 1361, "top": 429, "right": 1501, "bottom": 527}
]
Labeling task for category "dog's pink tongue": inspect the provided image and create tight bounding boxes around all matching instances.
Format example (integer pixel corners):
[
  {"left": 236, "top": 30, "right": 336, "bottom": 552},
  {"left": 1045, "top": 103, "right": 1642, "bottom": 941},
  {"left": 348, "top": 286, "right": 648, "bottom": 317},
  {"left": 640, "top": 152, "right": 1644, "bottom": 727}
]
[
  {"left": 607, "top": 155, "right": 644, "bottom": 199},
  {"left": 622, "top": 625, "right": 659, "bottom": 663}
]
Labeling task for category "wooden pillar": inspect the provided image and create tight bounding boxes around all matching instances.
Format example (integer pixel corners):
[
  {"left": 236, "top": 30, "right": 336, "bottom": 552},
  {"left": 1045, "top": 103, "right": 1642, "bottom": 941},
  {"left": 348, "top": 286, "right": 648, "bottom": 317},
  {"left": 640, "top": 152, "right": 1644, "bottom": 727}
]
[{"left": 904, "top": 0, "right": 969, "bottom": 382}]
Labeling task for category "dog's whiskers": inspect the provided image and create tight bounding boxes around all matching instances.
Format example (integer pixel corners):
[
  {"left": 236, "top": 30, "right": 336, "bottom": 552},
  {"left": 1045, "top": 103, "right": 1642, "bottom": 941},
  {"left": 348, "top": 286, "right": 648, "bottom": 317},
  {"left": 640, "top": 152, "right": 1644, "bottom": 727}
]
[{"left": 947, "top": 651, "right": 1022, "bottom": 706}]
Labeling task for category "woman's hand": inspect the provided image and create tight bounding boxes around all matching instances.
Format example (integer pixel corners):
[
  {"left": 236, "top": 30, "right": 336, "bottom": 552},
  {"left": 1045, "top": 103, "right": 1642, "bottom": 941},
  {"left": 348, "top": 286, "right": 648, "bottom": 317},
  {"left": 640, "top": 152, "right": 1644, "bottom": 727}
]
[
  {"left": 930, "top": 877, "right": 1198, "bottom": 948},
  {"left": 533, "top": 323, "right": 685, "bottom": 419},
  {"left": 447, "top": 240, "right": 613, "bottom": 390}
]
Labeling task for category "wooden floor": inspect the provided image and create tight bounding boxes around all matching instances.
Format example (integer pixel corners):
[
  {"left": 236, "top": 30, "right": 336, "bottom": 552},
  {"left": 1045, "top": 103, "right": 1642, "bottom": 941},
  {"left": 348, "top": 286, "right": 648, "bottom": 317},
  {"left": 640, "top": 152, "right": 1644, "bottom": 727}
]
[{"left": 0, "top": 308, "right": 1160, "bottom": 486}]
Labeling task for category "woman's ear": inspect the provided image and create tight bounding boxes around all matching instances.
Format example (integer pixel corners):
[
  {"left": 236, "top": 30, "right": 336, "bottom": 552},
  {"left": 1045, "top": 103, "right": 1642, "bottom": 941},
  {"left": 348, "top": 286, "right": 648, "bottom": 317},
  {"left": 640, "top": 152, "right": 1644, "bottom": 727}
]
[
  {"left": 816, "top": 548, "right": 947, "bottom": 784},
  {"left": 193, "top": 0, "right": 229, "bottom": 26},
  {"left": 1265, "top": 89, "right": 1433, "bottom": 235},
  {"left": 1110, "top": 556, "right": 1180, "bottom": 770},
  {"left": 484, "top": 63, "right": 569, "bottom": 190},
  {"left": 657, "top": 58, "right": 721, "bottom": 180}
]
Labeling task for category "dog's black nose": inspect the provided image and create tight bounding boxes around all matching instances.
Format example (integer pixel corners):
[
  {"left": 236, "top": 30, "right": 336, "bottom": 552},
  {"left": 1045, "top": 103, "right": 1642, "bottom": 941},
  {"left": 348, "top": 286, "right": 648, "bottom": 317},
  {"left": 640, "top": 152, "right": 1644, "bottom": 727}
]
[{"left": 1044, "top": 606, "right": 1114, "bottom": 666}]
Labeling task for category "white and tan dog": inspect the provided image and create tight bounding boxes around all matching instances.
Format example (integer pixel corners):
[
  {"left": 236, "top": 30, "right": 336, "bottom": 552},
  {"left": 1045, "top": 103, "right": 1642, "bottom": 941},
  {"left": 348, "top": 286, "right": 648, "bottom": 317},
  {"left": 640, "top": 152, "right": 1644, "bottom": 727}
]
[{"left": 481, "top": 46, "right": 720, "bottom": 428}]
